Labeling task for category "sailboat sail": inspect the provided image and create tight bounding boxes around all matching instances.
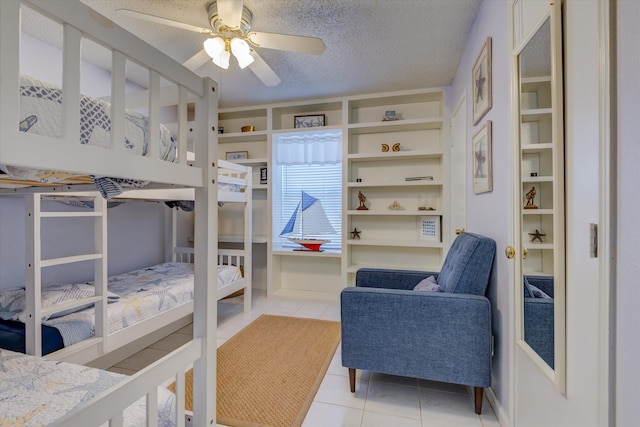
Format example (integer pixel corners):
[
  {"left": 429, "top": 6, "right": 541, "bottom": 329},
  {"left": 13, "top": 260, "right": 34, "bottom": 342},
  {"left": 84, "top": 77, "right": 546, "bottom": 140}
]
[{"left": 280, "top": 191, "right": 335, "bottom": 251}]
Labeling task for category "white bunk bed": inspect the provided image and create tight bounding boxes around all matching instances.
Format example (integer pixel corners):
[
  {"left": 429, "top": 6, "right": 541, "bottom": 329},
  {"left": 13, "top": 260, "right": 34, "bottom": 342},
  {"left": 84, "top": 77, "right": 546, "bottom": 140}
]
[
  {"left": 0, "top": 0, "right": 219, "bottom": 425},
  {"left": 0, "top": 184, "right": 252, "bottom": 362}
]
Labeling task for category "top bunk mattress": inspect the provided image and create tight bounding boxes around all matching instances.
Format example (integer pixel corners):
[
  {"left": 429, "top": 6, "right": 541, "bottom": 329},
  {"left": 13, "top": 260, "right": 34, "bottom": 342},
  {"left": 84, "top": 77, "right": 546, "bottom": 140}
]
[{"left": 0, "top": 75, "right": 177, "bottom": 198}]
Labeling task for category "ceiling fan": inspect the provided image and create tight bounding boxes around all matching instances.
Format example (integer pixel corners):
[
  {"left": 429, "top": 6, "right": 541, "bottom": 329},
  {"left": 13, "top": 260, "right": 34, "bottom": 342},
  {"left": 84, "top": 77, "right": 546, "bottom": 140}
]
[{"left": 117, "top": 0, "right": 326, "bottom": 87}]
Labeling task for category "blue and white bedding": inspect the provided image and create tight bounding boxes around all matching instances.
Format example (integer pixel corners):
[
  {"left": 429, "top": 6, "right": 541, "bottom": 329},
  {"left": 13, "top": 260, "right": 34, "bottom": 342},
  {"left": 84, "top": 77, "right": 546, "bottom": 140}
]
[
  {"left": 0, "top": 262, "right": 242, "bottom": 348},
  {"left": 0, "top": 349, "right": 176, "bottom": 426},
  {"left": 0, "top": 74, "right": 177, "bottom": 198}
]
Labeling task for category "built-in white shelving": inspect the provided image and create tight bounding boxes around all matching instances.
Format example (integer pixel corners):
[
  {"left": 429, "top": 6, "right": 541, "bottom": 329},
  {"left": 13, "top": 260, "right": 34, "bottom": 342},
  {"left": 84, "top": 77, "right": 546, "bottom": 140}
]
[{"left": 217, "top": 87, "right": 451, "bottom": 296}]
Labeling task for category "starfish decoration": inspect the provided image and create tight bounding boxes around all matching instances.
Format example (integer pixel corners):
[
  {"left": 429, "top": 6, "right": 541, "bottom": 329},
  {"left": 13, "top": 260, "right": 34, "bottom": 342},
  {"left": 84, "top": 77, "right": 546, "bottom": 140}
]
[
  {"left": 529, "top": 229, "right": 546, "bottom": 243},
  {"left": 350, "top": 228, "right": 361, "bottom": 240},
  {"left": 475, "top": 68, "right": 486, "bottom": 102}
]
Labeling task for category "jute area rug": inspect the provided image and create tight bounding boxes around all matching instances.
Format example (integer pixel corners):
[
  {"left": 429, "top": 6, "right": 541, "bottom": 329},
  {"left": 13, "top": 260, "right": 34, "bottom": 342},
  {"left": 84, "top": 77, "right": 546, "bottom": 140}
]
[{"left": 169, "top": 314, "right": 341, "bottom": 427}]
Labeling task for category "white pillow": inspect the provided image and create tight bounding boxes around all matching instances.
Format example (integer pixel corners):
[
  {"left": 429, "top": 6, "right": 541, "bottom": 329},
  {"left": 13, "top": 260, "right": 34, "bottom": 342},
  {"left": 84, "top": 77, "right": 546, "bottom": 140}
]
[{"left": 413, "top": 275, "right": 443, "bottom": 293}]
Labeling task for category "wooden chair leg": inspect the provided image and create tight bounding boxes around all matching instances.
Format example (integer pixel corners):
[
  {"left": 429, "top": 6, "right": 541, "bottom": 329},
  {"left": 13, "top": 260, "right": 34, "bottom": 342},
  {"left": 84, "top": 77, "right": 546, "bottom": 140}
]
[
  {"left": 474, "top": 386, "right": 483, "bottom": 414},
  {"left": 349, "top": 368, "right": 356, "bottom": 393}
]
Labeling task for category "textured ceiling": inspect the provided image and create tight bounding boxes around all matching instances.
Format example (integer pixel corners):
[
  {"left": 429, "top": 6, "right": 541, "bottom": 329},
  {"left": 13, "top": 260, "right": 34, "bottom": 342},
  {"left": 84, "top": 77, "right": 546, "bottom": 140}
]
[{"left": 24, "top": 0, "right": 481, "bottom": 109}]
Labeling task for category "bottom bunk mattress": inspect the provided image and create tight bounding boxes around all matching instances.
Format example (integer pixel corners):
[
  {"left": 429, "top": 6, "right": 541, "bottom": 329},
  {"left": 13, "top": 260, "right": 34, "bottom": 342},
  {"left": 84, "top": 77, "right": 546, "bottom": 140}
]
[
  {"left": 0, "top": 262, "right": 243, "bottom": 354},
  {"left": 0, "top": 348, "right": 176, "bottom": 426}
]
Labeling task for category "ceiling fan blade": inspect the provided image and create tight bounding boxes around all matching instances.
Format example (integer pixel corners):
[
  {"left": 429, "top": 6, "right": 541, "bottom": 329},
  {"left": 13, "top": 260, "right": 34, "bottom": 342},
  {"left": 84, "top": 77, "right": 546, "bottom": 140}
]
[
  {"left": 116, "top": 9, "right": 213, "bottom": 35},
  {"left": 248, "top": 50, "right": 281, "bottom": 87},
  {"left": 182, "top": 50, "right": 211, "bottom": 72},
  {"left": 216, "top": 0, "right": 244, "bottom": 29},
  {"left": 247, "top": 31, "right": 325, "bottom": 55}
]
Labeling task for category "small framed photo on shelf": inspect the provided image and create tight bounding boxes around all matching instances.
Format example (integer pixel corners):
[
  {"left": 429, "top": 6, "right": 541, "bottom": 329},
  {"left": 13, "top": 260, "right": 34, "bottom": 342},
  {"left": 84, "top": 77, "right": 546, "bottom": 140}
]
[
  {"left": 472, "top": 37, "right": 492, "bottom": 125},
  {"left": 472, "top": 120, "right": 493, "bottom": 194},
  {"left": 260, "top": 167, "right": 268, "bottom": 184},
  {"left": 294, "top": 114, "right": 325, "bottom": 128},
  {"left": 225, "top": 151, "right": 248, "bottom": 161},
  {"left": 417, "top": 215, "right": 441, "bottom": 242},
  {"left": 383, "top": 110, "right": 398, "bottom": 121}
]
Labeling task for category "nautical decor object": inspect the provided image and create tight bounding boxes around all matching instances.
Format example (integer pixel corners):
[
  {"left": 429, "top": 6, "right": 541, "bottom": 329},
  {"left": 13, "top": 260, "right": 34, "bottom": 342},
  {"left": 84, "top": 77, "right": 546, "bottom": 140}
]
[
  {"left": 389, "top": 200, "right": 403, "bottom": 210},
  {"left": 357, "top": 191, "right": 368, "bottom": 210},
  {"left": 280, "top": 191, "right": 335, "bottom": 251},
  {"left": 529, "top": 229, "right": 546, "bottom": 243},
  {"left": 524, "top": 186, "right": 538, "bottom": 209}
]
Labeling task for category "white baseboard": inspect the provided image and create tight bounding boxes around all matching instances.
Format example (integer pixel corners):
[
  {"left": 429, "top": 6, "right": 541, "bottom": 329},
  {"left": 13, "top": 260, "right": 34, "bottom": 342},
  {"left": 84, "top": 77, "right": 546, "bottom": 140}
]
[{"left": 486, "top": 386, "right": 509, "bottom": 426}]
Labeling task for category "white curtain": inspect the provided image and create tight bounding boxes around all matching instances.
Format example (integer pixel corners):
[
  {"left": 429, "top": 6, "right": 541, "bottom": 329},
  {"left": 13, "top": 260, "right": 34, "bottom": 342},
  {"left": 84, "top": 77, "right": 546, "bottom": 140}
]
[{"left": 274, "top": 130, "right": 342, "bottom": 165}]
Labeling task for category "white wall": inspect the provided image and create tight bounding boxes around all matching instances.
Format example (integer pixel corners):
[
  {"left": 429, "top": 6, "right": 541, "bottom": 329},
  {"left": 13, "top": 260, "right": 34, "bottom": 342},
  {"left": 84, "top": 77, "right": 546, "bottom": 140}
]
[
  {"left": 616, "top": 0, "right": 640, "bottom": 424},
  {"left": 450, "top": 0, "right": 512, "bottom": 420}
]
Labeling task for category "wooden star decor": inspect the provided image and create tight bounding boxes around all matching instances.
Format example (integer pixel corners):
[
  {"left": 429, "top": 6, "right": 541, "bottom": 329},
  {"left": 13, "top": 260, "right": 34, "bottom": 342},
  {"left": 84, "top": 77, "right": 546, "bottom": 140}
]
[
  {"left": 529, "top": 229, "right": 546, "bottom": 243},
  {"left": 350, "top": 228, "right": 361, "bottom": 240}
]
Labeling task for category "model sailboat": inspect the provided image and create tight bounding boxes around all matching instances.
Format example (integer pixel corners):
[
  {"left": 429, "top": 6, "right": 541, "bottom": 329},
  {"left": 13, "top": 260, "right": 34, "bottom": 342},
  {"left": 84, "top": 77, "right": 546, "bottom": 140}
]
[{"left": 280, "top": 191, "right": 335, "bottom": 251}]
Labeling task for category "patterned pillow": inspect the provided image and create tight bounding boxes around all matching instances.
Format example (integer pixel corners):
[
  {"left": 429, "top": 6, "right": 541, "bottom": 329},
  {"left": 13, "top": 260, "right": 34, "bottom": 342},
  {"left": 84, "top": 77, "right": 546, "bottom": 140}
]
[{"left": 0, "top": 283, "right": 119, "bottom": 322}]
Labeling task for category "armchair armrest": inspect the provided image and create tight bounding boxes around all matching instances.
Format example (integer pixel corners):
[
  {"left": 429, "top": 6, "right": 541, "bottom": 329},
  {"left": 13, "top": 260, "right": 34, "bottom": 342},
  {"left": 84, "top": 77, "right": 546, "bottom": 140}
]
[
  {"left": 341, "top": 286, "right": 492, "bottom": 387},
  {"left": 355, "top": 268, "right": 439, "bottom": 291}
]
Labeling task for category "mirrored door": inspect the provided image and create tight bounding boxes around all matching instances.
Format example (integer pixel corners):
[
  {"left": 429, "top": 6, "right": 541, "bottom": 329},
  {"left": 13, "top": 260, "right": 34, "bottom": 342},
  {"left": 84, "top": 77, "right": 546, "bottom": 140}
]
[{"left": 513, "top": 0, "right": 565, "bottom": 392}]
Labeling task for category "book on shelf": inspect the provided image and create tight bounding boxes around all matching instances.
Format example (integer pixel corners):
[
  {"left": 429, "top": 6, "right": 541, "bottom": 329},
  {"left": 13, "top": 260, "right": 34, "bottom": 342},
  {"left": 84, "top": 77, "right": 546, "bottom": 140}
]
[{"left": 405, "top": 176, "right": 434, "bottom": 181}]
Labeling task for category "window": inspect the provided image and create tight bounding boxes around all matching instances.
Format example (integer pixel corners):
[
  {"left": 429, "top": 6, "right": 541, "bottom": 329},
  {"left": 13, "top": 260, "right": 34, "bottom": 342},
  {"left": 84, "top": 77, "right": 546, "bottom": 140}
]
[{"left": 272, "top": 130, "right": 342, "bottom": 251}]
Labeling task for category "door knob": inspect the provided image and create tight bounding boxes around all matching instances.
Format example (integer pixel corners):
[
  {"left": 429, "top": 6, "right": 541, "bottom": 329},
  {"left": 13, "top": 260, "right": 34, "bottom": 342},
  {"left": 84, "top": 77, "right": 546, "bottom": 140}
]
[
  {"left": 505, "top": 246, "right": 516, "bottom": 259},
  {"left": 455, "top": 228, "right": 465, "bottom": 235},
  {"left": 522, "top": 247, "right": 528, "bottom": 259}
]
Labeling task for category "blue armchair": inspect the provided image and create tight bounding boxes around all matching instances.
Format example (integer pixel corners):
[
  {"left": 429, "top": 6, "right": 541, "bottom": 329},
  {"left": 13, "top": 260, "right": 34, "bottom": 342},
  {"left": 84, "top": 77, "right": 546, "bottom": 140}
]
[{"left": 340, "top": 232, "right": 496, "bottom": 415}]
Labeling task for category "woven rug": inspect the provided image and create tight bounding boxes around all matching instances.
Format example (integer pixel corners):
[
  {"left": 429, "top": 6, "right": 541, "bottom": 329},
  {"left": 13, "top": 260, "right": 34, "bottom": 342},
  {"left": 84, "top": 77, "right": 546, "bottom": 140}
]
[{"left": 169, "top": 314, "right": 341, "bottom": 427}]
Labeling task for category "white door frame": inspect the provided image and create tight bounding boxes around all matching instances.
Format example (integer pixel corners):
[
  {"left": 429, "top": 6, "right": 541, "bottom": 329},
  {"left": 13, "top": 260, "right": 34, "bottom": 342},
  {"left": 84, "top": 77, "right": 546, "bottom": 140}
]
[{"left": 450, "top": 93, "right": 468, "bottom": 239}]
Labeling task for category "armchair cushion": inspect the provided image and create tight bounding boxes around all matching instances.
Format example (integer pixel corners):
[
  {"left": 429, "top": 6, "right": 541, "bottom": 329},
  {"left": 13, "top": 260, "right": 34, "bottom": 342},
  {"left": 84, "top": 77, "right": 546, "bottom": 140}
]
[{"left": 436, "top": 232, "right": 496, "bottom": 295}]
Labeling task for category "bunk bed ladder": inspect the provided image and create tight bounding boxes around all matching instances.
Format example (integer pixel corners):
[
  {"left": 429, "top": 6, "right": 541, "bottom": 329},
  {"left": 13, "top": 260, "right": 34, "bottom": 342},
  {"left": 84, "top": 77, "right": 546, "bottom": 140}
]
[{"left": 24, "top": 191, "right": 108, "bottom": 356}]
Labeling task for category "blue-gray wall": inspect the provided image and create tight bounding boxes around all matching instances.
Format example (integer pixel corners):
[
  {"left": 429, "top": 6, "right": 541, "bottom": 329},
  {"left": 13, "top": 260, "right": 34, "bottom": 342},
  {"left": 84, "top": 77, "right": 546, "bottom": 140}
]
[
  {"left": 0, "top": 33, "right": 168, "bottom": 289},
  {"left": 449, "top": 0, "right": 511, "bottom": 419}
]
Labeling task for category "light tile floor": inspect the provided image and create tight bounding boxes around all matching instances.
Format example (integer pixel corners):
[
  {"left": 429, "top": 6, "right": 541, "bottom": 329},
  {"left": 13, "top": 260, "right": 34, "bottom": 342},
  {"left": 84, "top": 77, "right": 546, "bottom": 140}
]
[{"left": 107, "top": 290, "right": 502, "bottom": 427}]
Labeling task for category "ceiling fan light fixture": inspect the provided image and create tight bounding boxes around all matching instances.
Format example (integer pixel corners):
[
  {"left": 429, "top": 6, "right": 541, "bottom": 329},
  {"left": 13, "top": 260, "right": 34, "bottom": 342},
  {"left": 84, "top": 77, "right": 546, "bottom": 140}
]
[
  {"left": 204, "top": 36, "right": 230, "bottom": 69},
  {"left": 203, "top": 37, "right": 225, "bottom": 57},
  {"left": 230, "top": 37, "right": 254, "bottom": 69},
  {"left": 217, "top": 49, "right": 231, "bottom": 69}
]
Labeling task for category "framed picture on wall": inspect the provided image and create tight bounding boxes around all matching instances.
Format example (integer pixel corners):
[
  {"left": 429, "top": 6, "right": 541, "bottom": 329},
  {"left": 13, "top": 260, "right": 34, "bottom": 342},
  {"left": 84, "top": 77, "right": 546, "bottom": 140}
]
[
  {"left": 472, "top": 37, "right": 492, "bottom": 125},
  {"left": 294, "top": 114, "right": 325, "bottom": 128},
  {"left": 225, "top": 151, "right": 248, "bottom": 160},
  {"left": 417, "top": 215, "right": 442, "bottom": 242},
  {"left": 472, "top": 120, "right": 493, "bottom": 194}
]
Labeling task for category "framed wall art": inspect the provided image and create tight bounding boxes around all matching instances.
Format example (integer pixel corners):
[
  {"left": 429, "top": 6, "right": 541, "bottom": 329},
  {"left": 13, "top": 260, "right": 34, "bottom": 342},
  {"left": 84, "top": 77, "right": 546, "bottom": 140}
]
[
  {"left": 472, "top": 120, "right": 493, "bottom": 194},
  {"left": 225, "top": 151, "right": 248, "bottom": 161},
  {"left": 294, "top": 114, "right": 325, "bottom": 128},
  {"left": 417, "top": 215, "right": 442, "bottom": 242},
  {"left": 472, "top": 37, "right": 492, "bottom": 125}
]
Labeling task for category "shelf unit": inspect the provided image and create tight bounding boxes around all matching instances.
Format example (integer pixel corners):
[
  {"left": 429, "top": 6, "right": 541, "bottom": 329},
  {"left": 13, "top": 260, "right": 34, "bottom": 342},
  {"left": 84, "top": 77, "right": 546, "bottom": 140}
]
[
  {"left": 519, "top": 76, "right": 561, "bottom": 276},
  {"left": 217, "top": 107, "right": 270, "bottom": 290},
  {"left": 215, "top": 88, "right": 450, "bottom": 297},
  {"left": 345, "top": 88, "right": 449, "bottom": 284}
]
